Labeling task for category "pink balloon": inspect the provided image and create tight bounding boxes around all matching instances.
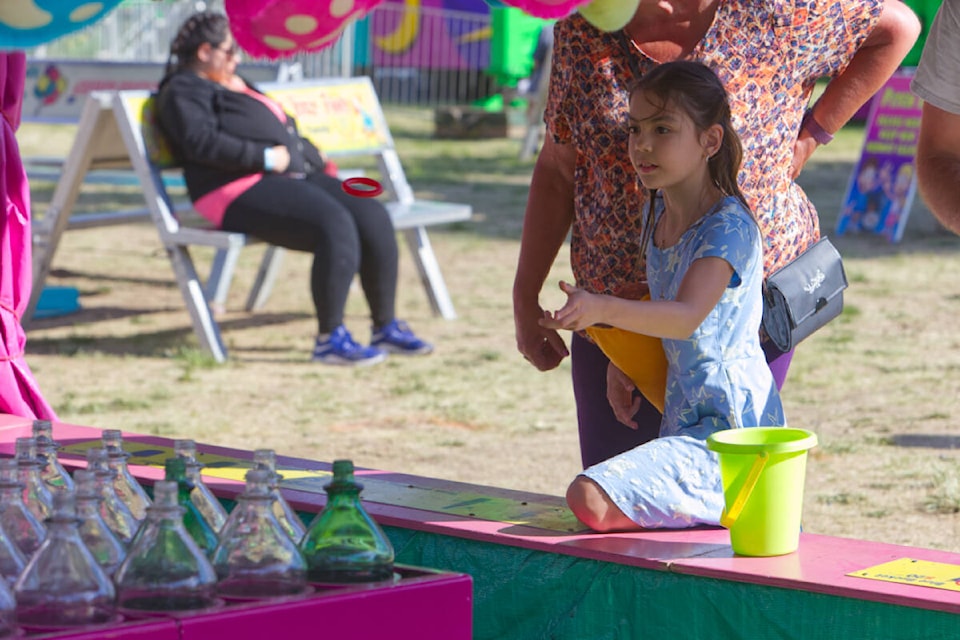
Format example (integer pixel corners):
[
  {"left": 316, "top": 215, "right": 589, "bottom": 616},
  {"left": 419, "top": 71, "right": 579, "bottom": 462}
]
[
  {"left": 497, "top": 0, "right": 590, "bottom": 19},
  {"left": 225, "top": 0, "right": 385, "bottom": 58}
]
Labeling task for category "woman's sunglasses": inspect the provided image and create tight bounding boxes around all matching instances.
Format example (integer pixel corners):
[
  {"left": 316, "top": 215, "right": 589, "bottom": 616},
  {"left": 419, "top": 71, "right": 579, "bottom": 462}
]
[{"left": 216, "top": 42, "right": 238, "bottom": 57}]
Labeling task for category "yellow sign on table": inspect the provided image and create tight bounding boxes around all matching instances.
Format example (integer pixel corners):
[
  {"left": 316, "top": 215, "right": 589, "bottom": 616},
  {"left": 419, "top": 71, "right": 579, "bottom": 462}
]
[{"left": 848, "top": 558, "right": 960, "bottom": 592}]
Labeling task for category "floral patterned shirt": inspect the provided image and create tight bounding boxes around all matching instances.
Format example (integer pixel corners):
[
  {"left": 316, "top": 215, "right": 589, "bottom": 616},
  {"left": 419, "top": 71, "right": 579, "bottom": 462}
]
[{"left": 546, "top": 0, "right": 882, "bottom": 297}]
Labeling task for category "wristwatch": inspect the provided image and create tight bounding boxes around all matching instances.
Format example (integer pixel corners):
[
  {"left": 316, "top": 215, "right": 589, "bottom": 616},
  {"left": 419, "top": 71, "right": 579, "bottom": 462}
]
[{"left": 801, "top": 109, "right": 834, "bottom": 145}]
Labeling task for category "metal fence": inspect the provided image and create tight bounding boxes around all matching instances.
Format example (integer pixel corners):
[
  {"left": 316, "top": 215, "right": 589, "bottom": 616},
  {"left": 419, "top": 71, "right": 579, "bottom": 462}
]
[{"left": 27, "top": 0, "right": 497, "bottom": 106}]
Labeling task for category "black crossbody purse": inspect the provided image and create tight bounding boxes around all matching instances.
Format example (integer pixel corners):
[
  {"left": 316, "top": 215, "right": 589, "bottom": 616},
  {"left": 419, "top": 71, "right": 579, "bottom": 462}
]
[{"left": 761, "top": 237, "right": 848, "bottom": 352}]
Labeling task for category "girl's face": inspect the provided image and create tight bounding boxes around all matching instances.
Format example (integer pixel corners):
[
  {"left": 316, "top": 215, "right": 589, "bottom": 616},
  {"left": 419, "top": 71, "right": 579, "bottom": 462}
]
[
  {"left": 627, "top": 91, "right": 717, "bottom": 192},
  {"left": 195, "top": 33, "right": 240, "bottom": 85}
]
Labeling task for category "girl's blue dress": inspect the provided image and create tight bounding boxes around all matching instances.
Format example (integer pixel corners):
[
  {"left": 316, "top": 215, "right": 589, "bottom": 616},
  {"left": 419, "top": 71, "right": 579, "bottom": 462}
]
[{"left": 582, "top": 196, "right": 787, "bottom": 528}]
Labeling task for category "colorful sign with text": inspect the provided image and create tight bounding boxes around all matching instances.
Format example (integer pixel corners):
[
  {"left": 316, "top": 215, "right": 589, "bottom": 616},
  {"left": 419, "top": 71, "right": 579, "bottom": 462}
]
[{"left": 836, "top": 72, "right": 921, "bottom": 243}]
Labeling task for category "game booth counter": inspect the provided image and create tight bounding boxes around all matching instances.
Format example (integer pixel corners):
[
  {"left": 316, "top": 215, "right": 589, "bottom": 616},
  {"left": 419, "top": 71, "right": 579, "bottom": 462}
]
[{"left": 1, "top": 416, "right": 960, "bottom": 639}]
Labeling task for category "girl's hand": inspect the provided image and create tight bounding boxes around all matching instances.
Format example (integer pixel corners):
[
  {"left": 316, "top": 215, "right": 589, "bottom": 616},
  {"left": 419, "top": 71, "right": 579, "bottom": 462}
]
[{"left": 539, "top": 281, "right": 603, "bottom": 331}]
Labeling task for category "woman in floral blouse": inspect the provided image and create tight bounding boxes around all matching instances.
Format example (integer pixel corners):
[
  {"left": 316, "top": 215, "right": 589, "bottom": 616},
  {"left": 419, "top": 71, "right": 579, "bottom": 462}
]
[{"left": 513, "top": 0, "right": 920, "bottom": 468}]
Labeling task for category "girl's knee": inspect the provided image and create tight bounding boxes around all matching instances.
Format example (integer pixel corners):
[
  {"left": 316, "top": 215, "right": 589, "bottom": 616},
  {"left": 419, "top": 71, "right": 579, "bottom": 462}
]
[{"left": 566, "top": 476, "right": 636, "bottom": 533}]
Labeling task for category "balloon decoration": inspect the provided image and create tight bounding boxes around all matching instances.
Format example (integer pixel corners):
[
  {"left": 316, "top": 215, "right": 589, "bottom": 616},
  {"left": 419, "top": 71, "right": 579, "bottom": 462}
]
[
  {"left": 0, "top": 0, "right": 636, "bottom": 57},
  {"left": 486, "top": 0, "right": 638, "bottom": 29},
  {"left": 0, "top": 0, "right": 125, "bottom": 49},
  {"left": 225, "top": 0, "right": 634, "bottom": 58},
  {"left": 577, "top": 0, "right": 639, "bottom": 31},
  {"left": 496, "top": 0, "right": 588, "bottom": 19},
  {"left": 225, "top": 0, "right": 383, "bottom": 59}
]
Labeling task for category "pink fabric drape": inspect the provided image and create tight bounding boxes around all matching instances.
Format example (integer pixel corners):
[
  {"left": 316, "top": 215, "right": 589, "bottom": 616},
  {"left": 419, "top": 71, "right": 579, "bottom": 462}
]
[{"left": 0, "top": 52, "right": 56, "bottom": 420}]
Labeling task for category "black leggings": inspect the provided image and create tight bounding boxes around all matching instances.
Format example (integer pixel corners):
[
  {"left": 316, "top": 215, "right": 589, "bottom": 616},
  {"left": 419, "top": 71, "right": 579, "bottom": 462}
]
[{"left": 222, "top": 172, "right": 398, "bottom": 334}]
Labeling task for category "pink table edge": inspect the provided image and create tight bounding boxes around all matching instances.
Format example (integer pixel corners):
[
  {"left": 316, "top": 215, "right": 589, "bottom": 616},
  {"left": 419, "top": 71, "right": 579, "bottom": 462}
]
[{"left": 3, "top": 415, "right": 959, "bottom": 616}]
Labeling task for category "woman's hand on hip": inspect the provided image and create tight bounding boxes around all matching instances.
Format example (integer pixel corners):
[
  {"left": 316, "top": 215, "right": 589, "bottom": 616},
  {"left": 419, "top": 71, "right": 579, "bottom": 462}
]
[{"left": 790, "top": 135, "right": 818, "bottom": 180}]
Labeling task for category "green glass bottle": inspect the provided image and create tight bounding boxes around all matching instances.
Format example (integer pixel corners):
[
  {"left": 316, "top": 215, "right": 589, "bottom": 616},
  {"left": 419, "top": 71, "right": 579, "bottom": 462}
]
[
  {"left": 114, "top": 480, "right": 219, "bottom": 613},
  {"left": 164, "top": 457, "right": 218, "bottom": 557},
  {"left": 298, "top": 460, "right": 395, "bottom": 584}
]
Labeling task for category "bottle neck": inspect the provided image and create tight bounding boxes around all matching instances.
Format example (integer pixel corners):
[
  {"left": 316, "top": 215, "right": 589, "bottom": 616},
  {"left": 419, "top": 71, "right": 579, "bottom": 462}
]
[{"left": 45, "top": 517, "right": 81, "bottom": 538}]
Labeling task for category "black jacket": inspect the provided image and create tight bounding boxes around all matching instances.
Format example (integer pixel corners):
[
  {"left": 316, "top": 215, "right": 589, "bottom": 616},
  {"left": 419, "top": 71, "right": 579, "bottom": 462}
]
[{"left": 155, "top": 70, "right": 325, "bottom": 202}]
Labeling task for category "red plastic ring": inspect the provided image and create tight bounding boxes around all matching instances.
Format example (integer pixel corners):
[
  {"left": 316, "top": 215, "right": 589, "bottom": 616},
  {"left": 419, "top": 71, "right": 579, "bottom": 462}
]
[{"left": 342, "top": 176, "right": 384, "bottom": 198}]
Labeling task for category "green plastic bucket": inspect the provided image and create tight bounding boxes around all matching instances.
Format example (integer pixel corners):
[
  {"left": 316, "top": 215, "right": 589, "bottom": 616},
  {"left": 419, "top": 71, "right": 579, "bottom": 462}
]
[{"left": 706, "top": 427, "right": 818, "bottom": 557}]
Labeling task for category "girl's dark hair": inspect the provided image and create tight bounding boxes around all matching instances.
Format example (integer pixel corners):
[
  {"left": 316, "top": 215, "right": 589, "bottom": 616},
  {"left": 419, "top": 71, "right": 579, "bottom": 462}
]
[
  {"left": 631, "top": 60, "right": 749, "bottom": 215},
  {"left": 162, "top": 11, "right": 231, "bottom": 79}
]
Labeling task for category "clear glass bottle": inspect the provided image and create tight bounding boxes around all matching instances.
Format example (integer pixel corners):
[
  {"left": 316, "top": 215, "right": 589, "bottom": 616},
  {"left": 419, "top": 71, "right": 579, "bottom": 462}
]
[
  {"left": 73, "top": 469, "right": 127, "bottom": 578},
  {"left": 174, "top": 439, "right": 228, "bottom": 533},
  {"left": 0, "top": 577, "right": 16, "bottom": 638},
  {"left": 101, "top": 429, "right": 151, "bottom": 521},
  {"left": 15, "top": 437, "right": 53, "bottom": 523},
  {"left": 32, "top": 419, "right": 75, "bottom": 491},
  {"left": 0, "top": 504, "right": 25, "bottom": 589},
  {"left": 253, "top": 448, "right": 306, "bottom": 543},
  {"left": 299, "top": 460, "right": 395, "bottom": 584},
  {"left": 213, "top": 468, "right": 308, "bottom": 599},
  {"left": 164, "top": 457, "right": 219, "bottom": 557},
  {"left": 85, "top": 448, "right": 139, "bottom": 546},
  {"left": 0, "top": 459, "right": 45, "bottom": 559},
  {"left": 114, "top": 480, "right": 219, "bottom": 613},
  {"left": 13, "top": 490, "right": 116, "bottom": 628}
]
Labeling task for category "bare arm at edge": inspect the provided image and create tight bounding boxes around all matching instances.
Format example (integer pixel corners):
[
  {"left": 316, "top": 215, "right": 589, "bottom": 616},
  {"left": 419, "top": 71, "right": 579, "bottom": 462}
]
[
  {"left": 916, "top": 102, "right": 960, "bottom": 234},
  {"left": 513, "top": 135, "right": 577, "bottom": 371},
  {"left": 792, "top": 0, "right": 921, "bottom": 178}
]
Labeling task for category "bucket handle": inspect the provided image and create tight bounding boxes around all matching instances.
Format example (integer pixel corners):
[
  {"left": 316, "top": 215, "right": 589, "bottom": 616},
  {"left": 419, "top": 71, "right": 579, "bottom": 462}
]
[{"left": 720, "top": 450, "right": 769, "bottom": 529}]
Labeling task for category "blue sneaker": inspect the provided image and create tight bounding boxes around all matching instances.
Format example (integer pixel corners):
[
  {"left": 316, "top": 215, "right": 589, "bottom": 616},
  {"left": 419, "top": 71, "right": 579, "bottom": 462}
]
[
  {"left": 371, "top": 320, "right": 433, "bottom": 355},
  {"left": 313, "top": 326, "right": 386, "bottom": 366}
]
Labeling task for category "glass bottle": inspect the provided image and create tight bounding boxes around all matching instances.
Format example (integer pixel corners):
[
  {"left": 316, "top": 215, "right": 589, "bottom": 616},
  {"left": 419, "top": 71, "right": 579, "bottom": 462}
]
[
  {"left": 73, "top": 469, "right": 127, "bottom": 578},
  {"left": 299, "top": 460, "right": 395, "bottom": 584},
  {"left": 0, "top": 459, "right": 45, "bottom": 559},
  {"left": 32, "top": 420, "right": 75, "bottom": 491},
  {"left": 253, "top": 448, "right": 306, "bottom": 543},
  {"left": 164, "top": 457, "right": 219, "bottom": 557},
  {"left": 85, "top": 448, "right": 138, "bottom": 545},
  {"left": 0, "top": 578, "right": 16, "bottom": 639},
  {"left": 114, "top": 480, "right": 219, "bottom": 613},
  {"left": 0, "top": 534, "right": 24, "bottom": 592},
  {"left": 0, "top": 503, "right": 25, "bottom": 589},
  {"left": 213, "top": 468, "right": 308, "bottom": 599},
  {"left": 101, "top": 429, "right": 151, "bottom": 521},
  {"left": 13, "top": 490, "right": 116, "bottom": 628},
  {"left": 173, "top": 439, "right": 228, "bottom": 533},
  {"left": 15, "top": 437, "right": 53, "bottom": 522}
]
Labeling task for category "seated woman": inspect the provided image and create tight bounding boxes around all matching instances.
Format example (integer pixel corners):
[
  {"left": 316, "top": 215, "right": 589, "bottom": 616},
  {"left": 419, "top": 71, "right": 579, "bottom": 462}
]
[{"left": 156, "top": 10, "right": 432, "bottom": 366}]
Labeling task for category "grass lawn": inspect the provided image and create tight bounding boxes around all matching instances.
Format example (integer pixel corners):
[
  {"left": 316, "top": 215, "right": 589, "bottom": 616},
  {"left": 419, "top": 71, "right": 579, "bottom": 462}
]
[{"left": 15, "top": 104, "right": 960, "bottom": 552}]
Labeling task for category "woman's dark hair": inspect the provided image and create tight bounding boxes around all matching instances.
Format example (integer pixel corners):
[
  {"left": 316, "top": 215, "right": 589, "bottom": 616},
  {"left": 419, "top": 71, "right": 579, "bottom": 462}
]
[
  {"left": 630, "top": 60, "right": 749, "bottom": 214},
  {"left": 162, "top": 11, "right": 231, "bottom": 78}
]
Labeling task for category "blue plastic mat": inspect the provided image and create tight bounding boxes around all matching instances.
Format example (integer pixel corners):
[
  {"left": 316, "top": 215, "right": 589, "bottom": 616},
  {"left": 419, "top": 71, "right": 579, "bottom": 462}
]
[{"left": 34, "top": 286, "right": 81, "bottom": 319}]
